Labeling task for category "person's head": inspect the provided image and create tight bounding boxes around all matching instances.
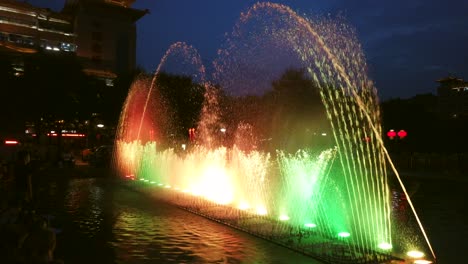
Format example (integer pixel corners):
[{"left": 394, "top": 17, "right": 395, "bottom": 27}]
[{"left": 17, "top": 150, "right": 30, "bottom": 165}]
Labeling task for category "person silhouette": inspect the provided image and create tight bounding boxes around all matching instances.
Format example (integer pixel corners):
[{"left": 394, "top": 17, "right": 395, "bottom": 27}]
[{"left": 14, "top": 150, "right": 32, "bottom": 205}]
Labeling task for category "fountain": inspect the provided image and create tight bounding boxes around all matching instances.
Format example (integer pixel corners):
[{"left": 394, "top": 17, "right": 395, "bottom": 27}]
[{"left": 115, "top": 3, "right": 435, "bottom": 264}]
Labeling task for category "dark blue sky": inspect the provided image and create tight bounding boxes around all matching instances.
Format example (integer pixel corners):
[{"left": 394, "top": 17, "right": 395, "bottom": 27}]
[{"left": 30, "top": 0, "right": 468, "bottom": 99}]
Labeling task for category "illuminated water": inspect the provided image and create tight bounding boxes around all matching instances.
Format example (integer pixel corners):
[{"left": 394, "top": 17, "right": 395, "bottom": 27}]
[{"left": 115, "top": 2, "right": 435, "bottom": 263}]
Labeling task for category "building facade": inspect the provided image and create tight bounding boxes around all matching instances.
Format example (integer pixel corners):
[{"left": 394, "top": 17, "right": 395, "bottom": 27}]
[
  {"left": 0, "top": 0, "right": 76, "bottom": 75},
  {"left": 436, "top": 76, "right": 468, "bottom": 118},
  {"left": 63, "top": 0, "right": 147, "bottom": 82},
  {"left": 0, "top": 0, "right": 147, "bottom": 81}
]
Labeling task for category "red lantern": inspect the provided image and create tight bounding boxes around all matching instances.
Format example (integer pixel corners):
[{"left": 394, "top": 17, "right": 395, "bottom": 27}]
[
  {"left": 397, "top": 130, "right": 407, "bottom": 139},
  {"left": 387, "top": 129, "right": 396, "bottom": 139}
]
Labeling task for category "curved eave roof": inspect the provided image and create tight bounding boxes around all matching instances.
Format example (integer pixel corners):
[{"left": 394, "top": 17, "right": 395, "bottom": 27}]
[
  {"left": 83, "top": 2, "right": 148, "bottom": 22},
  {"left": 436, "top": 76, "right": 464, "bottom": 83},
  {"left": 0, "top": 42, "right": 37, "bottom": 54}
]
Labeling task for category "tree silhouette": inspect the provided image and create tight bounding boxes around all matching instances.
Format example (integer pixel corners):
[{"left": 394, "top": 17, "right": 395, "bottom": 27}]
[
  {"left": 155, "top": 72, "right": 205, "bottom": 142},
  {"left": 264, "top": 68, "right": 330, "bottom": 152}
]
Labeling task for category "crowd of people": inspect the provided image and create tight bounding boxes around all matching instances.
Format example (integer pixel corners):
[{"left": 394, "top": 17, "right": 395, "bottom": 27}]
[{"left": 0, "top": 148, "right": 63, "bottom": 263}]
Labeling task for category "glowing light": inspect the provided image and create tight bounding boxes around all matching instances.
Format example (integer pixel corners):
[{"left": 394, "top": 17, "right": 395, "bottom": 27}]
[
  {"left": 195, "top": 166, "right": 234, "bottom": 205},
  {"left": 238, "top": 202, "right": 250, "bottom": 210},
  {"left": 387, "top": 129, "right": 396, "bottom": 139},
  {"left": 414, "top": 260, "right": 432, "bottom": 264},
  {"left": 398, "top": 129, "right": 407, "bottom": 139},
  {"left": 304, "top": 223, "right": 317, "bottom": 228},
  {"left": 181, "top": 144, "right": 186, "bottom": 150},
  {"left": 407, "top": 250, "right": 424, "bottom": 258},
  {"left": 256, "top": 206, "right": 267, "bottom": 215},
  {"left": 220, "top": 128, "right": 227, "bottom": 133},
  {"left": 338, "top": 232, "right": 350, "bottom": 238},
  {"left": 188, "top": 128, "right": 196, "bottom": 141},
  {"left": 378, "top": 242, "right": 392, "bottom": 250},
  {"left": 157, "top": 183, "right": 163, "bottom": 186},
  {"left": 62, "top": 133, "right": 85, "bottom": 137},
  {"left": 165, "top": 185, "right": 171, "bottom": 188},
  {"left": 279, "top": 215, "right": 290, "bottom": 221},
  {"left": 97, "top": 124, "right": 104, "bottom": 128},
  {"left": 321, "top": 132, "right": 327, "bottom": 136},
  {"left": 4, "top": 140, "right": 18, "bottom": 145}
]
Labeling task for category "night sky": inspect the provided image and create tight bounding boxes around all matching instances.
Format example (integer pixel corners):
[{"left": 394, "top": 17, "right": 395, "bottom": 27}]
[{"left": 30, "top": 0, "right": 468, "bottom": 99}]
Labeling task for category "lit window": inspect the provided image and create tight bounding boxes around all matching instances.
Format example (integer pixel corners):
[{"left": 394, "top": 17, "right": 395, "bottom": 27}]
[
  {"left": 105, "top": 79, "right": 114, "bottom": 87},
  {"left": 60, "top": 42, "right": 77, "bottom": 52}
]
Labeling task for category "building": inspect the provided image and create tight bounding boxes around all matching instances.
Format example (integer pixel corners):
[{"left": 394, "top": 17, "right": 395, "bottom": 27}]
[
  {"left": 436, "top": 76, "right": 468, "bottom": 118},
  {"left": 63, "top": 0, "right": 147, "bottom": 84},
  {"left": 0, "top": 0, "right": 76, "bottom": 75},
  {"left": 0, "top": 0, "right": 147, "bottom": 82}
]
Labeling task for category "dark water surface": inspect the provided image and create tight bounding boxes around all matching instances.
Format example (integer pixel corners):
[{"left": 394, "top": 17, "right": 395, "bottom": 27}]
[
  {"left": 405, "top": 174, "right": 468, "bottom": 264},
  {"left": 34, "top": 167, "right": 321, "bottom": 264}
]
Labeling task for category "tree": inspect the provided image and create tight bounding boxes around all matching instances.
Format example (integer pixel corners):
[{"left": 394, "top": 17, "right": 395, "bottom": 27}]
[
  {"left": 155, "top": 72, "right": 205, "bottom": 142},
  {"left": 263, "top": 68, "right": 331, "bottom": 152}
]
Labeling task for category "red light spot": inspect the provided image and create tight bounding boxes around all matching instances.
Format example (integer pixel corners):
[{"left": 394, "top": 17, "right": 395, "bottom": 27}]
[
  {"left": 62, "top": 133, "right": 85, "bottom": 137},
  {"left": 387, "top": 130, "right": 396, "bottom": 139},
  {"left": 5, "top": 140, "right": 18, "bottom": 145},
  {"left": 397, "top": 130, "right": 407, "bottom": 139},
  {"left": 189, "top": 128, "right": 196, "bottom": 141},
  {"left": 47, "top": 133, "right": 85, "bottom": 137}
]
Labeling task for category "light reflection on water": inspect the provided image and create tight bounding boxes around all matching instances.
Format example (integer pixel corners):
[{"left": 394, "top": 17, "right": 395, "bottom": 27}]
[
  {"left": 64, "top": 178, "right": 105, "bottom": 238},
  {"left": 53, "top": 178, "right": 320, "bottom": 264}
]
